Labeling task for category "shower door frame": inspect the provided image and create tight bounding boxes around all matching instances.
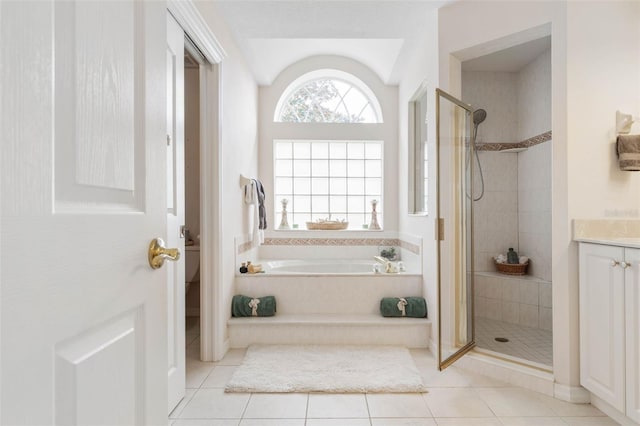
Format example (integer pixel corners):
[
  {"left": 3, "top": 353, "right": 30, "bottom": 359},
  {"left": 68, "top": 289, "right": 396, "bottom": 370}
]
[{"left": 435, "top": 88, "right": 476, "bottom": 371}]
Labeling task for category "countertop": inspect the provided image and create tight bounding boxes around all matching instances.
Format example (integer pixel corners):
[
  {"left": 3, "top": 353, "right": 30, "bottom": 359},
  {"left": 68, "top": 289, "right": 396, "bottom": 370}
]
[
  {"left": 574, "top": 236, "right": 640, "bottom": 249},
  {"left": 573, "top": 219, "right": 640, "bottom": 248}
]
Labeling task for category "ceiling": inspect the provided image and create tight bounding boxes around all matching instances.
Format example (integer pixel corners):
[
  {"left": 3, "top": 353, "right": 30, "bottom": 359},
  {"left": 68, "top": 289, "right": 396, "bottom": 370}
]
[
  {"left": 461, "top": 35, "right": 552, "bottom": 72},
  {"left": 213, "top": 1, "right": 449, "bottom": 86}
]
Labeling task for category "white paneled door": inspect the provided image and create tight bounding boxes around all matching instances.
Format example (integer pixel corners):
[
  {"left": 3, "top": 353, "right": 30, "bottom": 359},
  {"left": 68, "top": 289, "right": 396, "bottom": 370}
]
[
  {"left": 166, "top": 12, "right": 187, "bottom": 413},
  {"left": 1, "top": 1, "right": 169, "bottom": 424}
]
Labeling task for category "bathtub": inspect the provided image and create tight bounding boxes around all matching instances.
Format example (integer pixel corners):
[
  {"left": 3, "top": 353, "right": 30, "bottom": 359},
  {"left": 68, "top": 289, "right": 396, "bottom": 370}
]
[
  {"left": 265, "top": 259, "right": 374, "bottom": 275},
  {"left": 253, "top": 259, "right": 415, "bottom": 275}
]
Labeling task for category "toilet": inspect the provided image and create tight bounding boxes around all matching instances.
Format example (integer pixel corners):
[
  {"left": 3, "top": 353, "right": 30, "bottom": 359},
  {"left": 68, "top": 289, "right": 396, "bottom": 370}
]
[{"left": 185, "top": 244, "right": 200, "bottom": 292}]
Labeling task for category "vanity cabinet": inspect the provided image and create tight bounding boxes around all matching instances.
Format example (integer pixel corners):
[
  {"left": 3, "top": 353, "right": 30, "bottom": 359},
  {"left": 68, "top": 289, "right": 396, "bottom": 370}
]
[{"left": 579, "top": 242, "right": 640, "bottom": 422}]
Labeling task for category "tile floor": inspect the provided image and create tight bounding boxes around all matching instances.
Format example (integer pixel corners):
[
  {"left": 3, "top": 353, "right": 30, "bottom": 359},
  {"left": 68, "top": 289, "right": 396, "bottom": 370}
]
[
  {"left": 475, "top": 317, "right": 553, "bottom": 367},
  {"left": 171, "top": 317, "right": 619, "bottom": 426}
]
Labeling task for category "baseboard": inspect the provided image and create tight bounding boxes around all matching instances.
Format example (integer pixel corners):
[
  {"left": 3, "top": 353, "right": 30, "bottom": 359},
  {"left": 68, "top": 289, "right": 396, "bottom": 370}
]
[
  {"left": 457, "top": 350, "right": 554, "bottom": 396},
  {"left": 215, "top": 338, "right": 230, "bottom": 362},
  {"left": 554, "top": 383, "right": 591, "bottom": 403},
  {"left": 429, "top": 337, "right": 437, "bottom": 354}
]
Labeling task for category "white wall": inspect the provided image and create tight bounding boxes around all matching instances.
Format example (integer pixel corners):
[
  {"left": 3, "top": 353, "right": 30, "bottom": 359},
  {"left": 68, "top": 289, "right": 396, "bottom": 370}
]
[
  {"left": 259, "top": 55, "right": 399, "bottom": 233},
  {"left": 437, "top": 0, "right": 640, "bottom": 398},
  {"left": 196, "top": 1, "right": 259, "bottom": 346},
  {"left": 397, "top": 9, "right": 439, "bottom": 347}
]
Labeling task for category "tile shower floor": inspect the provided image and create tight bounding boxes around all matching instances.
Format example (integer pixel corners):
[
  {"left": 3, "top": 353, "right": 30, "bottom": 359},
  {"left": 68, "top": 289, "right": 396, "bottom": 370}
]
[
  {"left": 475, "top": 317, "right": 553, "bottom": 367},
  {"left": 170, "top": 317, "right": 619, "bottom": 425}
]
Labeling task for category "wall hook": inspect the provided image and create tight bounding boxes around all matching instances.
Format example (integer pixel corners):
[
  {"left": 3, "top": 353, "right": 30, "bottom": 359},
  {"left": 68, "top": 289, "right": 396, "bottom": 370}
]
[{"left": 616, "top": 110, "right": 639, "bottom": 134}]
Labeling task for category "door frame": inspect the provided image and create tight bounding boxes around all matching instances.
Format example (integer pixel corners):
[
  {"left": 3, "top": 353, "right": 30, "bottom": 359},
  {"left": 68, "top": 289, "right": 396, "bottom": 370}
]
[{"left": 167, "top": 0, "right": 227, "bottom": 361}]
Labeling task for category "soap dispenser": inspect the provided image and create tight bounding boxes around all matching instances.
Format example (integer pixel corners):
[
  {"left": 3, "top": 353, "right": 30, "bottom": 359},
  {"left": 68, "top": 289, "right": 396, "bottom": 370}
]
[{"left": 507, "top": 248, "right": 519, "bottom": 264}]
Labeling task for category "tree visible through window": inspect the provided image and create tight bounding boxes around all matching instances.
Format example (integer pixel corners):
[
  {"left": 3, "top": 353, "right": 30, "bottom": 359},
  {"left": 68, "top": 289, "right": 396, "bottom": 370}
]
[{"left": 278, "top": 79, "right": 378, "bottom": 123}]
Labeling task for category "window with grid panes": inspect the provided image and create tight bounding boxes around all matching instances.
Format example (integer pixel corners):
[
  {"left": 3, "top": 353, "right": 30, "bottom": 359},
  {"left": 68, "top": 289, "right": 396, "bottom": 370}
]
[{"left": 274, "top": 140, "right": 383, "bottom": 230}]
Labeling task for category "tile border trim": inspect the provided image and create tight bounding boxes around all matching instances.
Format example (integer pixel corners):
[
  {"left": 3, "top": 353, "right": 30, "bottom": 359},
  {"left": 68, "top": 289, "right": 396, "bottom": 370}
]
[
  {"left": 476, "top": 130, "right": 552, "bottom": 152},
  {"left": 237, "top": 237, "right": 421, "bottom": 255}
]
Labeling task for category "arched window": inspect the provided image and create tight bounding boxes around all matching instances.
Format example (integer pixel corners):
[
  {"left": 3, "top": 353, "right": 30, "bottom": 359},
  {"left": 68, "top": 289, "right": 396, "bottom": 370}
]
[{"left": 274, "top": 69, "right": 383, "bottom": 123}]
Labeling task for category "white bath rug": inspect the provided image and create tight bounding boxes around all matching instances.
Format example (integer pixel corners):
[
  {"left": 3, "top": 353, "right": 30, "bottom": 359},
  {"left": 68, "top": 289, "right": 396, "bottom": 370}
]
[{"left": 225, "top": 344, "right": 427, "bottom": 393}]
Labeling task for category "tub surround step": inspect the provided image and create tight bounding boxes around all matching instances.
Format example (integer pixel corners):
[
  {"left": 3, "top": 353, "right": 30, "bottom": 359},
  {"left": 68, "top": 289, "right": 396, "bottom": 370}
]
[
  {"left": 235, "top": 274, "right": 423, "bottom": 315},
  {"left": 228, "top": 313, "right": 431, "bottom": 348}
]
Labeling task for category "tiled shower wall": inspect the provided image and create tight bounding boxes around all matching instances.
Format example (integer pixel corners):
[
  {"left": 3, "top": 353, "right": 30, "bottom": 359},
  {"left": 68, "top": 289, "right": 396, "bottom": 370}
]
[
  {"left": 462, "top": 47, "right": 551, "bottom": 282},
  {"left": 517, "top": 49, "right": 552, "bottom": 282},
  {"left": 475, "top": 272, "right": 552, "bottom": 331}
]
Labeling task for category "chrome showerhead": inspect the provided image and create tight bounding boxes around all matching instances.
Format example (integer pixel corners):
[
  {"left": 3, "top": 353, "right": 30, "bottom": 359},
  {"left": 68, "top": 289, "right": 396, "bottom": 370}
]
[{"left": 473, "top": 109, "right": 487, "bottom": 126}]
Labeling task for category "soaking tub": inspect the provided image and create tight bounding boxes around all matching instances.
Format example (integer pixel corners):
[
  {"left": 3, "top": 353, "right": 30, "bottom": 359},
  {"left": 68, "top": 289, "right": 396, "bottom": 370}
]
[{"left": 252, "top": 259, "right": 415, "bottom": 275}]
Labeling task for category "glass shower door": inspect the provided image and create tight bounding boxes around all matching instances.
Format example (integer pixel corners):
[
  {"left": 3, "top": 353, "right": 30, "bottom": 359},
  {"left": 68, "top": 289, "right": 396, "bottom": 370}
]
[{"left": 436, "top": 89, "right": 475, "bottom": 370}]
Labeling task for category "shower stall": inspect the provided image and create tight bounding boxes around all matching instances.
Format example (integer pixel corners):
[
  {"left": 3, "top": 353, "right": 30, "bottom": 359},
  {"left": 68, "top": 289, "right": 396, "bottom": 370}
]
[{"left": 462, "top": 37, "right": 553, "bottom": 367}]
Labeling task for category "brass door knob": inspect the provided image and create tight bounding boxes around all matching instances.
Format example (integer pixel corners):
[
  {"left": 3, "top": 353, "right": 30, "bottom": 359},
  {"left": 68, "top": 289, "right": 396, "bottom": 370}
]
[{"left": 148, "top": 238, "right": 181, "bottom": 269}]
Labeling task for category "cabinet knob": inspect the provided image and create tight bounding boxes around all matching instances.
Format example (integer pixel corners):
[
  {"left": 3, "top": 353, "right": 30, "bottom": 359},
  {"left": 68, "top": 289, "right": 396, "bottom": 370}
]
[
  {"left": 611, "top": 260, "right": 620, "bottom": 267},
  {"left": 621, "top": 261, "right": 631, "bottom": 269}
]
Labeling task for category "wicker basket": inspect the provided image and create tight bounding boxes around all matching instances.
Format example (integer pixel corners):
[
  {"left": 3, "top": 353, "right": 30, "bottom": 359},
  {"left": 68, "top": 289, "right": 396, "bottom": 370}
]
[
  {"left": 305, "top": 221, "right": 349, "bottom": 230},
  {"left": 495, "top": 260, "right": 529, "bottom": 276}
]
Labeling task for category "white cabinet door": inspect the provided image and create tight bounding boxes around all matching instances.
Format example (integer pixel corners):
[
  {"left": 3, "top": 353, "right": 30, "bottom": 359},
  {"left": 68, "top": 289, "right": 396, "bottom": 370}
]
[
  {"left": 579, "top": 243, "right": 626, "bottom": 412},
  {"left": 1, "top": 2, "right": 168, "bottom": 424},
  {"left": 166, "top": 12, "right": 186, "bottom": 413},
  {"left": 625, "top": 248, "right": 640, "bottom": 422}
]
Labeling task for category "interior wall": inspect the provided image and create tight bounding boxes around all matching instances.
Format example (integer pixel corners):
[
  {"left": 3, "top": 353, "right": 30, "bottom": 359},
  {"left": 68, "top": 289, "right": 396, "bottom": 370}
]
[
  {"left": 185, "top": 67, "right": 201, "bottom": 314},
  {"left": 195, "top": 1, "right": 260, "bottom": 346},
  {"left": 397, "top": 9, "right": 439, "bottom": 347},
  {"left": 439, "top": 0, "right": 640, "bottom": 398},
  {"left": 185, "top": 67, "right": 201, "bottom": 243},
  {"left": 437, "top": 0, "right": 575, "bottom": 392}
]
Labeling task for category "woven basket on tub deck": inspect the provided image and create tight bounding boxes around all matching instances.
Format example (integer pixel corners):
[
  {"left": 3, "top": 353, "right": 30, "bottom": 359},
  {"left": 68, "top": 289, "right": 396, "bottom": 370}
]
[
  {"left": 495, "top": 260, "right": 529, "bottom": 276},
  {"left": 305, "top": 221, "right": 349, "bottom": 230}
]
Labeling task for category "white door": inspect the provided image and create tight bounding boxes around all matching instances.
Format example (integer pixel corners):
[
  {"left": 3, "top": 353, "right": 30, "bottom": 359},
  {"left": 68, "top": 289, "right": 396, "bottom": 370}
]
[
  {"left": 579, "top": 243, "right": 626, "bottom": 412},
  {"left": 1, "top": 2, "right": 169, "bottom": 424},
  {"left": 625, "top": 247, "right": 640, "bottom": 422},
  {"left": 166, "top": 12, "right": 186, "bottom": 413}
]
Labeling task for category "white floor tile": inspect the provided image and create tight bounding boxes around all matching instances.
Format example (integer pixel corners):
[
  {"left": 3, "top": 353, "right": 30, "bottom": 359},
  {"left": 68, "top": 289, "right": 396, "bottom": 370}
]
[
  {"left": 433, "top": 418, "right": 502, "bottom": 425},
  {"left": 239, "top": 420, "right": 305, "bottom": 426},
  {"left": 474, "top": 387, "right": 555, "bottom": 417},
  {"left": 499, "top": 418, "right": 568, "bottom": 425},
  {"left": 307, "top": 394, "right": 369, "bottom": 418},
  {"left": 173, "top": 420, "right": 239, "bottom": 426},
  {"left": 538, "top": 395, "right": 606, "bottom": 417},
  {"left": 423, "top": 388, "right": 494, "bottom": 418},
  {"left": 242, "top": 393, "right": 308, "bottom": 419},
  {"left": 169, "top": 389, "right": 197, "bottom": 419},
  {"left": 561, "top": 417, "right": 620, "bottom": 425},
  {"left": 217, "top": 349, "right": 247, "bottom": 366},
  {"left": 371, "top": 418, "right": 437, "bottom": 426},
  {"left": 306, "top": 419, "right": 371, "bottom": 426},
  {"left": 179, "top": 388, "right": 250, "bottom": 419},
  {"left": 367, "top": 394, "right": 432, "bottom": 418},
  {"left": 186, "top": 361, "right": 217, "bottom": 389},
  {"left": 202, "top": 366, "right": 237, "bottom": 388},
  {"left": 420, "top": 366, "right": 471, "bottom": 388}
]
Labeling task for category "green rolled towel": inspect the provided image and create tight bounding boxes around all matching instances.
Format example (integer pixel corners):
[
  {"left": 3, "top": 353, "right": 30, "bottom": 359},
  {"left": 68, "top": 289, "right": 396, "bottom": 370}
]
[
  {"left": 232, "top": 295, "right": 276, "bottom": 317},
  {"left": 380, "top": 297, "right": 427, "bottom": 318}
]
